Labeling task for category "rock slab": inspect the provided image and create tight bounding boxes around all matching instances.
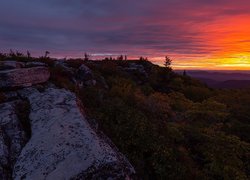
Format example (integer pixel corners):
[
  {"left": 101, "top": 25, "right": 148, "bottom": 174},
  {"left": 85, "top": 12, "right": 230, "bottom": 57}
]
[
  {"left": 0, "top": 67, "right": 50, "bottom": 89},
  {"left": 13, "top": 87, "right": 135, "bottom": 179}
]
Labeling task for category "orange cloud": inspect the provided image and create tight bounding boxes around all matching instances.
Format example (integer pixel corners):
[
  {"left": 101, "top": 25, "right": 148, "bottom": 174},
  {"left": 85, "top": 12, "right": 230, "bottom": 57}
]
[{"left": 172, "top": 14, "right": 250, "bottom": 70}]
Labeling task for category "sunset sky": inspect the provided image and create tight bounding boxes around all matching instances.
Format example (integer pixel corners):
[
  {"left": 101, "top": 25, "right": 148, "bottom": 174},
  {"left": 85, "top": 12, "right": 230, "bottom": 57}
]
[{"left": 1, "top": 0, "right": 250, "bottom": 70}]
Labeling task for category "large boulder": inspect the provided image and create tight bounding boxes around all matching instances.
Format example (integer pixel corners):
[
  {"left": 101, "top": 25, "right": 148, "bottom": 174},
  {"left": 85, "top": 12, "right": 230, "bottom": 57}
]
[
  {"left": 77, "top": 64, "right": 93, "bottom": 80},
  {"left": 13, "top": 87, "right": 135, "bottom": 179},
  {"left": 0, "top": 67, "right": 50, "bottom": 89},
  {"left": 54, "top": 61, "right": 99, "bottom": 88},
  {"left": 76, "top": 64, "right": 96, "bottom": 87}
]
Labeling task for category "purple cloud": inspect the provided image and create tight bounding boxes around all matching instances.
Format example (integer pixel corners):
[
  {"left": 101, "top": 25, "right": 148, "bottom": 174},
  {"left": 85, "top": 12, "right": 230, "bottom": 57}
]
[{"left": 1, "top": 0, "right": 250, "bottom": 67}]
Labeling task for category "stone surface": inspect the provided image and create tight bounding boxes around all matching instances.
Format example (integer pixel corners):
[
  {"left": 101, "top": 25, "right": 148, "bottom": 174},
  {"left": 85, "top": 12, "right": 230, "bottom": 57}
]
[
  {"left": 13, "top": 87, "right": 135, "bottom": 179},
  {"left": 77, "top": 64, "right": 93, "bottom": 79},
  {"left": 0, "top": 67, "right": 50, "bottom": 89},
  {"left": 0, "top": 101, "right": 28, "bottom": 180},
  {"left": 0, "top": 127, "right": 10, "bottom": 180},
  {"left": 3, "top": 91, "right": 18, "bottom": 101},
  {"left": 54, "top": 61, "right": 106, "bottom": 88},
  {"left": 54, "top": 61, "right": 75, "bottom": 75},
  {"left": 76, "top": 64, "right": 97, "bottom": 87},
  {"left": 0, "top": 61, "right": 25, "bottom": 70},
  {"left": 25, "top": 62, "right": 47, "bottom": 68}
]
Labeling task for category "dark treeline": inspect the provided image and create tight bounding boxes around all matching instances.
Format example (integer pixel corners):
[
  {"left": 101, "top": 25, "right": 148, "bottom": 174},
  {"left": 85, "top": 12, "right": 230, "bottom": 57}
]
[{"left": 1, "top": 51, "right": 250, "bottom": 179}]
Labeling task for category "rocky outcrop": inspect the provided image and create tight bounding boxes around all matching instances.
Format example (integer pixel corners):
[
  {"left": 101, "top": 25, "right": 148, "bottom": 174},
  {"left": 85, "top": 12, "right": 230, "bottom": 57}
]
[
  {"left": 54, "top": 61, "right": 105, "bottom": 88},
  {"left": 0, "top": 59, "right": 134, "bottom": 179},
  {"left": 54, "top": 61, "right": 75, "bottom": 76},
  {"left": 13, "top": 87, "right": 135, "bottom": 179},
  {"left": 76, "top": 64, "right": 96, "bottom": 87},
  {"left": 125, "top": 63, "right": 148, "bottom": 77},
  {"left": 0, "top": 67, "right": 50, "bottom": 89},
  {"left": 0, "top": 101, "right": 28, "bottom": 180},
  {"left": 0, "top": 61, "right": 25, "bottom": 70}
]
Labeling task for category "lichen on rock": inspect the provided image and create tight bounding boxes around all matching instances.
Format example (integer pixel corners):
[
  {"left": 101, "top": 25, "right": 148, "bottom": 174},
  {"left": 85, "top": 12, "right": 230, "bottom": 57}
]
[{"left": 13, "top": 87, "right": 135, "bottom": 179}]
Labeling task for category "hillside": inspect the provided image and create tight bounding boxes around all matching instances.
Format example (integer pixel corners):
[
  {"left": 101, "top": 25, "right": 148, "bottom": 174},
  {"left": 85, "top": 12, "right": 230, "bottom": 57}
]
[{"left": 0, "top": 54, "right": 250, "bottom": 179}]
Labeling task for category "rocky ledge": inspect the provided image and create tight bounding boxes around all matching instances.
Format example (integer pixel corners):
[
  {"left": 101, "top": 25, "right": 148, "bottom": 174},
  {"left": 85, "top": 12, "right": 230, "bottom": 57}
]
[
  {"left": 0, "top": 60, "right": 135, "bottom": 179},
  {"left": 13, "top": 87, "right": 134, "bottom": 179}
]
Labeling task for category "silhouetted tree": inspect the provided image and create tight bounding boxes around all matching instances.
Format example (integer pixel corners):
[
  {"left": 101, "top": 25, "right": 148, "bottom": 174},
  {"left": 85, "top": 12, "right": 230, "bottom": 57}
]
[
  {"left": 117, "top": 55, "right": 124, "bottom": 61},
  {"left": 45, "top": 51, "right": 50, "bottom": 58},
  {"left": 27, "top": 51, "right": 31, "bottom": 58},
  {"left": 9, "top": 49, "right": 16, "bottom": 58},
  {"left": 125, "top": 55, "right": 127, "bottom": 61},
  {"left": 8, "top": 50, "right": 24, "bottom": 58},
  {"left": 139, "top": 57, "right": 148, "bottom": 61},
  {"left": 164, "top": 56, "right": 172, "bottom": 68},
  {"left": 183, "top": 70, "right": 187, "bottom": 76},
  {"left": 84, "top": 53, "right": 90, "bottom": 61},
  {"left": 16, "top": 51, "right": 23, "bottom": 57},
  {"left": 0, "top": 52, "right": 6, "bottom": 59}
]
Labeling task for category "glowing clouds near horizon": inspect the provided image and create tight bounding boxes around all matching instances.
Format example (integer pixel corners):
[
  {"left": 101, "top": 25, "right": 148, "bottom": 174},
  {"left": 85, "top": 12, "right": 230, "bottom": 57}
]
[
  {"left": 0, "top": 0, "right": 250, "bottom": 70},
  {"left": 161, "top": 13, "right": 250, "bottom": 70}
]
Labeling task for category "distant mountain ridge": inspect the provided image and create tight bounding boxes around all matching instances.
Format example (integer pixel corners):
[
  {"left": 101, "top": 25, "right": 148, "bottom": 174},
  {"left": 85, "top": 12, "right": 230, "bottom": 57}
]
[{"left": 175, "top": 70, "right": 250, "bottom": 89}]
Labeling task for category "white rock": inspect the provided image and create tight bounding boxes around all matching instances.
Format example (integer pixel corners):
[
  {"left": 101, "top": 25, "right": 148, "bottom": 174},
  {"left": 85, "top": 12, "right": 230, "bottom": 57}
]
[{"left": 13, "top": 87, "right": 135, "bottom": 179}]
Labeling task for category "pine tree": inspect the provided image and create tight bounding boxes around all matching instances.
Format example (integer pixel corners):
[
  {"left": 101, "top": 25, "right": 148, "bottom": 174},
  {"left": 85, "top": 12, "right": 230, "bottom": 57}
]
[
  {"left": 164, "top": 56, "right": 172, "bottom": 68},
  {"left": 183, "top": 70, "right": 187, "bottom": 76}
]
